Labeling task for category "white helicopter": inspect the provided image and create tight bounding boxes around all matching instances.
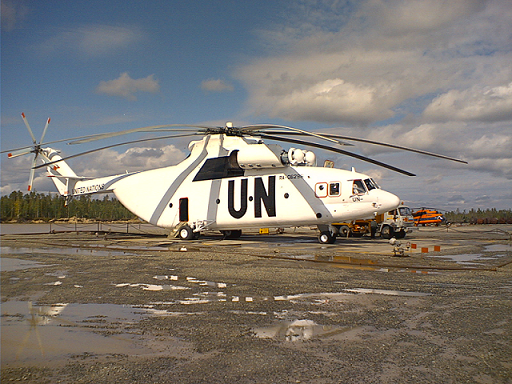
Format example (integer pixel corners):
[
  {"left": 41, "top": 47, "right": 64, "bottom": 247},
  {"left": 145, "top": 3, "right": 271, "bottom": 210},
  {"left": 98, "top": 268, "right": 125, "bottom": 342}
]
[{"left": 5, "top": 113, "right": 467, "bottom": 244}]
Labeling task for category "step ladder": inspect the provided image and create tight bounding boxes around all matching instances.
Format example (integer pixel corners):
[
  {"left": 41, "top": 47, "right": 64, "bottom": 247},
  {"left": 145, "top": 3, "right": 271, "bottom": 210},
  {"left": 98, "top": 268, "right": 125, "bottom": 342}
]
[{"left": 168, "top": 222, "right": 188, "bottom": 239}]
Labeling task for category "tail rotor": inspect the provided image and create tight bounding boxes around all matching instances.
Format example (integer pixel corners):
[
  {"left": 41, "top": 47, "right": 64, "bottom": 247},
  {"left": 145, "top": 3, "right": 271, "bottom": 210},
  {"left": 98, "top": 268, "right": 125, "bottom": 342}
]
[{"left": 8, "top": 113, "right": 51, "bottom": 191}]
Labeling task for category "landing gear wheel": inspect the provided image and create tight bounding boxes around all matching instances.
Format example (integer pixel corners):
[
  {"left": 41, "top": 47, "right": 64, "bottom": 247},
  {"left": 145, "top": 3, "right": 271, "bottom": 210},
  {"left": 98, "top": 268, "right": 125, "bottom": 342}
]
[
  {"left": 179, "top": 225, "right": 195, "bottom": 240},
  {"left": 318, "top": 231, "right": 336, "bottom": 244},
  {"left": 221, "top": 229, "right": 242, "bottom": 239},
  {"left": 380, "top": 225, "right": 395, "bottom": 239},
  {"left": 396, "top": 229, "right": 406, "bottom": 239}
]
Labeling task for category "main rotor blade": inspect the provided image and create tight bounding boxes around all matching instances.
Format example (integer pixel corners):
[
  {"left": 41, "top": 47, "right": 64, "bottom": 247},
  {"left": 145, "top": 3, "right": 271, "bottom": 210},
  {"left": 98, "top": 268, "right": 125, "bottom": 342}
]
[
  {"left": 257, "top": 133, "right": 416, "bottom": 177},
  {"left": 68, "top": 124, "right": 210, "bottom": 145},
  {"left": 257, "top": 130, "right": 467, "bottom": 164},
  {"left": 242, "top": 124, "right": 352, "bottom": 146},
  {"left": 21, "top": 113, "right": 37, "bottom": 144},
  {"left": 314, "top": 133, "right": 467, "bottom": 164},
  {"left": 33, "top": 132, "right": 202, "bottom": 169}
]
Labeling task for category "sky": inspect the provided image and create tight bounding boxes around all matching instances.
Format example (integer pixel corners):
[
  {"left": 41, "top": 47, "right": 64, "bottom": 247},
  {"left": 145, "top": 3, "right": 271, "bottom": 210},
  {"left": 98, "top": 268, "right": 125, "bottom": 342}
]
[{"left": 1, "top": 0, "right": 511, "bottom": 211}]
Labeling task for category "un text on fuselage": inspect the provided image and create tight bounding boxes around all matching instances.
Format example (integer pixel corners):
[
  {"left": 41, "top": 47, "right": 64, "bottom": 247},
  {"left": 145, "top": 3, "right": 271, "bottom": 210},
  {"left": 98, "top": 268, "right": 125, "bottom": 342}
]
[{"left": 228, "top": 176, "right": 276, "bottom": 219}]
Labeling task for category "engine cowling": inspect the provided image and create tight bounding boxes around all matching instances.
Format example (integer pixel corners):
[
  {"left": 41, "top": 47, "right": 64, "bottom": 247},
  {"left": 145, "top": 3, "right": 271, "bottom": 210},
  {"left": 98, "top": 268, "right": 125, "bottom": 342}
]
[{"left": 234, "top": 144, "right": 285, "bottom": 169}]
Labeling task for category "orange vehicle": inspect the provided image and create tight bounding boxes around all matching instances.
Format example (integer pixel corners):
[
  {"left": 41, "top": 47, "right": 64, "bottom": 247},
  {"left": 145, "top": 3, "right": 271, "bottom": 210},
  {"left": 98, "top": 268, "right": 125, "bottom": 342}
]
[{"left": 412, "top": 208, "right": 446, "bottom": 226}]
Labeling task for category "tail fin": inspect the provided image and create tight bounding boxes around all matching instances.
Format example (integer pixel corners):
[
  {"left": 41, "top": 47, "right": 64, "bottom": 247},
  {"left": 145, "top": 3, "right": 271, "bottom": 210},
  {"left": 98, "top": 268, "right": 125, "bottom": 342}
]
[{"left": 41, "top": 148, "right": 79, "bottom": 196}]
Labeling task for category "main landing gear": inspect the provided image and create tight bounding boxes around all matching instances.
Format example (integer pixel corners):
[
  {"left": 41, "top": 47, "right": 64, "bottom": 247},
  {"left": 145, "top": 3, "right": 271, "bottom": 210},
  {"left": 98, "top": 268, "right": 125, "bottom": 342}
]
[{"left": 317, "top": 225, "right": 337, "bottom": 244}]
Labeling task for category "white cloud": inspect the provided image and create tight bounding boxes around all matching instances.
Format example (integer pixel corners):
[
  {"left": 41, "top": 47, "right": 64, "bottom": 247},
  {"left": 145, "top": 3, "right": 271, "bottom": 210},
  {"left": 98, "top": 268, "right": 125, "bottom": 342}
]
[
  {"left": 466, "top": 158, "right": 512, "bottom": 179},
  {"left": 96, "top": 72, "right": 160, "bottom": 101},
  {"left": 366, "top": 0, "right": 488, "bottom": 35},
  {"left": 236, "top": 0, "right": 512, "bottom": 125},
  {"left": 201, "top": 79, "right": 234, "bottom": 92},
  {"left": 466, "top": 134, "right": 512, "bottom": 159},
  {"left": 1, "top": 154, "right": 54, "bottom": 194},
  {"left": 37, "top": 24, "right": 144, "bottom": 56},
  {"left": 76, "top": 144, "right": 186, "bottom": 178},
  {"left": 423, "top": 83, "right": 512, "bottom": 122},
  {"left": 263, "top": 78, "right": 396, "bottom": 124}
]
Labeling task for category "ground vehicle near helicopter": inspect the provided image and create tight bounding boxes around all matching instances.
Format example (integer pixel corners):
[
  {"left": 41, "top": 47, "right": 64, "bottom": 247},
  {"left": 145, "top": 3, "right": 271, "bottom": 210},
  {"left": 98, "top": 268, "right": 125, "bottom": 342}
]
[
  {"left": 5, "top": 114, "right": 466, "bottom": 244},
  {"left": 333, "top": 204, "right": 415, "bottom": 239}
]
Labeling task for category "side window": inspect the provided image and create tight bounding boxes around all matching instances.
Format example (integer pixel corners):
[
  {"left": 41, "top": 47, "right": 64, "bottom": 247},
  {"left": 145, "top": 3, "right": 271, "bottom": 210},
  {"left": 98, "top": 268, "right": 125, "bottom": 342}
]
[
  {"left": 315, "top": 182, "right": 328, "bottom": 198},
  {"left": 329, "top": 182, "right": 340, "bottom": 196}
]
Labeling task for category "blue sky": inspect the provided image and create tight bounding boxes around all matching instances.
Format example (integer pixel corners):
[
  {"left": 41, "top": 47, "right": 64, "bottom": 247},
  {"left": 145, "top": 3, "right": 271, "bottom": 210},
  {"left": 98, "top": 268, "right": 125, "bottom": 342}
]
[{"left": 2, "top": 0, "right": 512, "bottom": 211}]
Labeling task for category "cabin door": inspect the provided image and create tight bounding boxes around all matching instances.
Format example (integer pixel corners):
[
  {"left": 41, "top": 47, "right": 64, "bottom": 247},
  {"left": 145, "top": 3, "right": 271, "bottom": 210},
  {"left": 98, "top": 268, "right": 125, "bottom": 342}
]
[{"left": 179, "top": 198, "right": 189, "bottom": 222}]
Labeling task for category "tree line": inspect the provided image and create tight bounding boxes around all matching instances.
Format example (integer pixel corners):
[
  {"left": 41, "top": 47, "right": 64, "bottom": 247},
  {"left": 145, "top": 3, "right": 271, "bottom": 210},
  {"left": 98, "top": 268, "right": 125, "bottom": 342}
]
[
  {"left": 444, "top": 208, "right": 512, "bottom": 224},
  {"left": 1, "top": 191, "right": 136, "bottom": 222}
]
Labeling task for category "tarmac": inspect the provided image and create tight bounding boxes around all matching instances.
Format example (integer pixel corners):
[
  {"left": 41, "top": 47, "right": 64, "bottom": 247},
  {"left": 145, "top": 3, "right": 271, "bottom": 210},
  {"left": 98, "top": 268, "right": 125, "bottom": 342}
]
[{"left": 1, "top": 224, "right": 511, "bottom": 383}]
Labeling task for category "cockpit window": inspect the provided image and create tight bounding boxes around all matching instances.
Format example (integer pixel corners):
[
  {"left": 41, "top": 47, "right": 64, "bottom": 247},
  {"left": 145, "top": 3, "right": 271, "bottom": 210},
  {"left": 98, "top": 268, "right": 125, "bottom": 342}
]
[
  {"left": 352, "top": 180, "right": 367, "bottom": 195},
  {"left": 364, "top": 178, "right": 379, "bottom": 191}
]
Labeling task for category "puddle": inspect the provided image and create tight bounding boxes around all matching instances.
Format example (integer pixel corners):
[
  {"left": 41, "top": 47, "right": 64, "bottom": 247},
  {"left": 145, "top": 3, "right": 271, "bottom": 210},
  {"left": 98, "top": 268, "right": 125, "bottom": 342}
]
[
  {"left": 484, "top": 244, "right": 512, "bottom": 252},
  {"left": 114, "top": 283, "right": 190, "bottom": 291},
  {"left": 1, "top": 246, "right": 135, "bottom": 258},
  {"left": 1, "top": 258, "right": 53, "bottom": 272},
  {"left": 428, "top": 253, "right": 500, "bottom": 263},
  {"left": 343, "top": 288, "right": 431, "bottom": 297},
  {"left": 426, "top": 243, "right": 511, "bottom": 264},
  {"left": 86, "top": 244, "right": 170, "bottom": 252},
  {"left": 253, "top": 319, "right": 350, "bottom": 342},
  {"left": 0, "top": 299, "right": 196, "bottom": 366}
]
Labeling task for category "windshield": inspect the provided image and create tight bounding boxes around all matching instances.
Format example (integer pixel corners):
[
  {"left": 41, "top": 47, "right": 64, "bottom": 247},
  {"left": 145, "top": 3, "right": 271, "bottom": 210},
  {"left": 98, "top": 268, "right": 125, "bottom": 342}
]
[
  {"left": 364, "top": 178, "right": 379, "bottom": 191},
  {"left": 352, "top": 180, "right": 367, "bottom": 195},
  {"left": 399, "top": 207, "right": 413, "bottom": 216}
]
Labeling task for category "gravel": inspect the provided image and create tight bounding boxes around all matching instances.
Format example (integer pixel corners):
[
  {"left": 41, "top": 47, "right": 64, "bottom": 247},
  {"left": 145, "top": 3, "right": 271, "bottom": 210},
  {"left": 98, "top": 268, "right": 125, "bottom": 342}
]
[{"left": 1, "top": 226, "right": 511, "bottom": 383}]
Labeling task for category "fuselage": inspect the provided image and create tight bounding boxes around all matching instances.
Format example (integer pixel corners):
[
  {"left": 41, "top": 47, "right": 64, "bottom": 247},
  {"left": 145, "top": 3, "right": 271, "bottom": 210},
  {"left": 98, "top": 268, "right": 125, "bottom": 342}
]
[{"left": 105, "top": 134, "right": 400, "bottom": 230}]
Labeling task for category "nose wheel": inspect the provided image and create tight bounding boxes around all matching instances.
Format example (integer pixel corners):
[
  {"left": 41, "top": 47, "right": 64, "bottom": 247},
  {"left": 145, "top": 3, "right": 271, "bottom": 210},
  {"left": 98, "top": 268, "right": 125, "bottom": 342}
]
[{"left": 179, "top": 225, "right": 195, "bottom": 240}]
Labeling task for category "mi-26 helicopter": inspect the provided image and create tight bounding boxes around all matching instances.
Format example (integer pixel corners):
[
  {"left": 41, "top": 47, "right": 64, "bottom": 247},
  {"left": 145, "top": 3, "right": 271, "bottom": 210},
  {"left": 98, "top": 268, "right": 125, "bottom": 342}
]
[{"left": 6, "top": 113, "right": 467, "bottom": 244}]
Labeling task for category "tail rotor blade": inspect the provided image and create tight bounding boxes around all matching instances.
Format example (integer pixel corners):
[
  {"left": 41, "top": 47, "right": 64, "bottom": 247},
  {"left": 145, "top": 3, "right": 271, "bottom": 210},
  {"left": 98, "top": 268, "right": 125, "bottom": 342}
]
[
  {"left": 28, "top": 154, "right": 38, "bottom": 192},
  {"left": 7, "top": 147, "right": 33, "bottom": 158},
  {"left": 21, "top": 112, "right": 38, "bottom": 145},
  {"left": 40, "top": 118, "right": 51, "bottom": 143}
]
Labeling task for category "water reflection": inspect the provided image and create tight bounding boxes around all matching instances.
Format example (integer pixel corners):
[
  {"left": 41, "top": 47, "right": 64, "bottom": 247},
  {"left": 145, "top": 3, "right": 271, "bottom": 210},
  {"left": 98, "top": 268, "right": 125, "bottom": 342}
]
[
  {"left": 1, "top": 246, "right": 135, "bottom": 258},
  {"left": 0, "top": 300, "right": 179, "bottom": 365},
  {"left": 1, "top": 257, "right": 51, "bottom": 272},
  {"left": 253, "top": 319, "right": 349, "bottom": 342}
]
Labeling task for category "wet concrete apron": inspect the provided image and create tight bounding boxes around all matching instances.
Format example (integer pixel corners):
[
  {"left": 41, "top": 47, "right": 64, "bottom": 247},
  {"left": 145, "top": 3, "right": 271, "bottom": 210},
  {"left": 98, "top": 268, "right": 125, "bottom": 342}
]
[{"left": 1, "top": 226, "right": 511, "bottom": 383}]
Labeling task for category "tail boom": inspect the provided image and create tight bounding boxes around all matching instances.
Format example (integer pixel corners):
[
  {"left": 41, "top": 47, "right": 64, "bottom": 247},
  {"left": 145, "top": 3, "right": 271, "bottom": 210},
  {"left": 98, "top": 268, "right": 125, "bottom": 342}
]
[{"left": 42, "top": 148, "right": 130, "bottom": 197}]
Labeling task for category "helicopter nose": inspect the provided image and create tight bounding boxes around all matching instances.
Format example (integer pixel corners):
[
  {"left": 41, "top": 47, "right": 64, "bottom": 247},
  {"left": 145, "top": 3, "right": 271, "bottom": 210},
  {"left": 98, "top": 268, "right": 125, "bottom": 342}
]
[{"left": 376, "top": 190, "right": 400, "bottom": 212}]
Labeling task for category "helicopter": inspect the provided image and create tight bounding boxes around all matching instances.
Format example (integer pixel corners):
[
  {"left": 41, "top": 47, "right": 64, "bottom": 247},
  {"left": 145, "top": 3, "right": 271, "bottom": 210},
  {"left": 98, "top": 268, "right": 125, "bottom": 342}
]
[
  {"left": 412, "top": 208, "right": 446, "bottom": 226},
  {"left": 5, "top": 113, "right": 467, "bottom": 244}
]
